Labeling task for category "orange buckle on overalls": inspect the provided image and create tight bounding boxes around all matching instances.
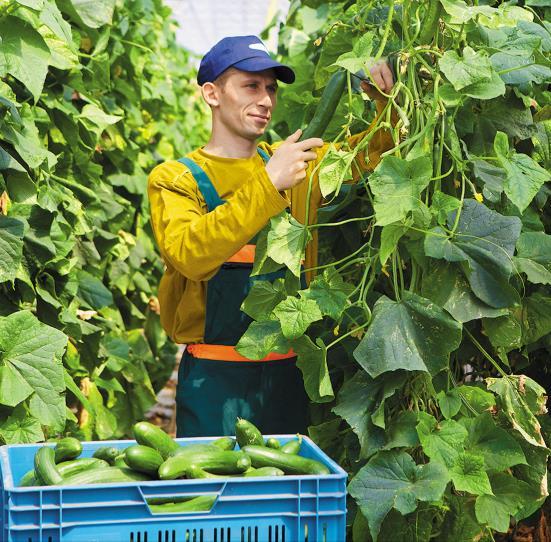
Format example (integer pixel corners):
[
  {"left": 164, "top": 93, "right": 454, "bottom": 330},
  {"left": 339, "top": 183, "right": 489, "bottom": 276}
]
[
  {"left": 187, "top": 344, "right": 296, "bottom": 363},
  {"left": 226, "top": 244, "right": 256, "bottom": 264}
]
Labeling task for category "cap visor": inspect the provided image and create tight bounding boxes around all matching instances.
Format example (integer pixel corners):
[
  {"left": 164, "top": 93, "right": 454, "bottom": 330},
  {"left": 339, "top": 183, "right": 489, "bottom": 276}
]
[{"left": 232, "top": 57, "right": 295, "bottom": 84}]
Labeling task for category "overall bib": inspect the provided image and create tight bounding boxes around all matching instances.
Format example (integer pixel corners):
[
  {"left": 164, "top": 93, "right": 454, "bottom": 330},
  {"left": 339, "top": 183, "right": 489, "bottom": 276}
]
[{"left": 175, "top": 149, "right": 309, "bottom": 437}]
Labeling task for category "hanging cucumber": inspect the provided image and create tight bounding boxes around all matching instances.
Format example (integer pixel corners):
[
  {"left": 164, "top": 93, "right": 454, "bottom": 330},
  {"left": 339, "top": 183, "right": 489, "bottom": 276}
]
[
  {"left": 416, "top": 3, "right": 442, "bottom": 45},
  {"left": 300, "top": 70, "right": 347, "bottom": 141}
]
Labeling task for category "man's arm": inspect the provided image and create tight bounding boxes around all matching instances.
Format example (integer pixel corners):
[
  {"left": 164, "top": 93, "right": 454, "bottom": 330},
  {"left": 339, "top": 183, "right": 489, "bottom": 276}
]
[{"left": 148, "top": 161, "right": 288, "bottom": 282}]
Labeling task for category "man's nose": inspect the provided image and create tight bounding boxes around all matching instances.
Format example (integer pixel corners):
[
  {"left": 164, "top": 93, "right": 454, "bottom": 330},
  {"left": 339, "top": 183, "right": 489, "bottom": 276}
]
[{"left": 258, "top": 90, "right": 273, "bottom": 109}]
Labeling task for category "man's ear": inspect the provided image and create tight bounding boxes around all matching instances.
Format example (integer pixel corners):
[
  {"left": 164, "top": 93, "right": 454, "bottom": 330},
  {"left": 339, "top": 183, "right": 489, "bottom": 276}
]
[{"left": 201, "top": 82, "right": 220, "bottom": 108}]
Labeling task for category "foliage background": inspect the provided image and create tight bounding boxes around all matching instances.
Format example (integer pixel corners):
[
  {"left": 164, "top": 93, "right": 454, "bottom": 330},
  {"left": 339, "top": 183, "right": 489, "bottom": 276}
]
[
  {"left": 0, "top": 0, "right": 208, "bottom": 443},
  {"left": 236, "top": 0, "right": 551, "bottom": 539}
]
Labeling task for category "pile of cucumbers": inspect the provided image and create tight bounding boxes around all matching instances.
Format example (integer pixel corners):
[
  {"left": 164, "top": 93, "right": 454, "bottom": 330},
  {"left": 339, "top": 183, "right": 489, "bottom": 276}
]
[{"left": 19, "top": 418, "right": 330, "bottom": 488}]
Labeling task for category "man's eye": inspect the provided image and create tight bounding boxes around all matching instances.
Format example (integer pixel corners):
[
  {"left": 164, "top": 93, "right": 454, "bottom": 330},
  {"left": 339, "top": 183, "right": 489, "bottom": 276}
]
[{"left": 248, "top": 84, "right": 258, "bottom": 88}]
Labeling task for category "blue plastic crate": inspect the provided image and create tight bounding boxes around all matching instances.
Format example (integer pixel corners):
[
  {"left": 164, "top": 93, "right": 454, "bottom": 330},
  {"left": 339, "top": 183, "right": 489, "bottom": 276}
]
[{"left": 0, "top": 435, "right": 346, "bottom": 542}]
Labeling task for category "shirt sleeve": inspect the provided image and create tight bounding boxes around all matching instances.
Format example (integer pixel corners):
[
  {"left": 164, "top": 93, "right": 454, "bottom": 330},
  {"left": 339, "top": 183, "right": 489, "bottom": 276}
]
[{"left": 148, "top": 160, "right": 289, "bottom": 282}]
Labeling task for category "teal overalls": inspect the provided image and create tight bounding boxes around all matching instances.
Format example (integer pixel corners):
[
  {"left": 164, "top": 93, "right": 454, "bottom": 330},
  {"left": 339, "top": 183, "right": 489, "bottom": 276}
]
[{"left": 175, "top": 149, "right": 309, "bottom": 438}]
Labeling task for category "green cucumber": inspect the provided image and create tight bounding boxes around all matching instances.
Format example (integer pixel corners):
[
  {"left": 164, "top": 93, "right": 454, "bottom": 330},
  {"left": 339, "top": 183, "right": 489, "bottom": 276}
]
[
  {"left": 417, "top": 3, "right": 442, "bottom": 45},
  {"left": 159, "top": 450, "right": 251, "bottom": 480},
  {"left": 146, "top": 495, "right": 199, "bottom": 506},
  {"left": 211, "top": 436, "right": 236, "bottom": 451},
  {"left": 92, "top": 446, "right": 120, "bottom": 465},
  {"left": 170, "top": 443, "right": 220, "bottom": 457},
  {"left": 149, "top": 495, "right": 217, "bottom": 514},
  {"left": 133, "top": 421, "right": 179, "bottom": 459},
  {"left": 243, "top": 466, "right": 285, "bottom": 477},
  {"left": 19, "top": 457, "right": 108, "bottom": 487},
  {"left": 125, "top": 445, "right": 164, "bottom": 475},
  {"left": 60, "top": 467, "right": 151, "bottom": 485},
  {"left": 235, "top": 418, "right": 264, "bottom": 448},
  {"left": 54, "top": 437, "right": 82, "bottom": 463},
  {"left": 242, "top": 446, "right": 330, "bottom": 475},
  {"left": 114, "top": 454, "right": 128, "bottom": 468},
  {"left": 281, "top": 435, "right": 303, "bottom": 455},
  {"left": 265, "top": 437, "right": 281, "bottom": 449},
  {"left": 300, "top": 70, "right": 347, "bottom": 141},
  {"left": 185, "top": 465, "right": 228, "bottom": 479},
  {"left": 35, "top": 446, "right": 63, "bottom": 485}
]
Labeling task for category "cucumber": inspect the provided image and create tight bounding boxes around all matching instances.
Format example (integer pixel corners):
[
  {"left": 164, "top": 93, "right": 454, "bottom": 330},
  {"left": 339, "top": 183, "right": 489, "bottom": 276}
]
[
  {"left": 54, "top": 437, "right": 82, "bottom": 463},
  {"left": 235, "top": 418, "right": 264, "bottom": 448},
  {"left": 58, "top": 458, "right": 109, "bottom": 477},
  {"left": 300, "top": 70, "right": 347, "bottom": 141},
  {"left": 159, "top": 450, "right": 251, "bottom": 480},
  {"left": 35, "top": 446, "right": 63, "bottom": 485},
  {"left": 243, "top": 466, "right": 285, "bottom": 477},
  {"left": 185, "top": 465, "right": 228, "bottom": 479},
  {"left": 265, "top": 437, "right": 281, "bottom": 449},
  {"left": 92, "top": 446, "right": 120, "bottom": 465},
  {"left": 281, "top": 435, "right": 302, "bottom": 455},
  {"left": 417, "top": 3, "right": 442, "bottom": 45},
  {"left": 133, "top": 421, "right": 179, "bottom": 460},
  {"left": 146, "top": 495, "right": 199, "bottom": 505},
  {"left": 114, "top": 454, "right": 128, "bottom": 468},
  {"left": 211, "top": 436, "right": 236, "bottom": 451},
  {"left": 125, "top": 445, "right": 164, "bottom": 475},
  {"left": 19, "top": 458, "right": 108, "bottom": 487},
  {"left": 170, "top": 443, "right": 220, "bottom": 457},
  {"left": 242, "top": 446, "right": 330, "bottom": 476},
  {"left": 60, "top": 467, "right": 151, "bottom": 486},
  {"left": 149, "top": 495, "right": 217, "bottom": 514}
]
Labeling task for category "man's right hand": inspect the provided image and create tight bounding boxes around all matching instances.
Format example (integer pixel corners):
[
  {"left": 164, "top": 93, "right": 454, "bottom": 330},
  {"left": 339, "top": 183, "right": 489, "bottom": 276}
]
[{"left": 266, "top": 129, "right": 323, "bottom": 191}]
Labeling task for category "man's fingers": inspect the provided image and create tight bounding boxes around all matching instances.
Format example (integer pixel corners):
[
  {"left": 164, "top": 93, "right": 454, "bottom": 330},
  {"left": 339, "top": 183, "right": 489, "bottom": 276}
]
[
  {"left": 296, "top": 137, "right": 323, "bottom": 150},
  {"left": 370, "top": 69, "right": 385, "bottom": 91},
  {"left": 380, "top": 64, "right": 394, "bottom": 92},
  {"left": 287, "top": 129, "right": 302, "bottom": 142},
  {"left": 302, "top": 150, "right": 318, "bottom": 162}
]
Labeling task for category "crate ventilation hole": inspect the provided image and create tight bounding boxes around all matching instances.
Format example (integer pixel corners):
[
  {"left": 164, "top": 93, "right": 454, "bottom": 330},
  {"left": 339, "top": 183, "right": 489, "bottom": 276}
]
[{"left": 127, "top": 525, "right": 291, "bottom": 542}]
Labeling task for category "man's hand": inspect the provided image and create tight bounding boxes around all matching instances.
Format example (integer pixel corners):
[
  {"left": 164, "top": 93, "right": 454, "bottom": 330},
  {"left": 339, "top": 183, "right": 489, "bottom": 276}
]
[
  {"left": 361, "top": 61, "right": 395, "bottom": 95},
  {"left": 266, "top": 129, "right": 323, "bottom": 191}
]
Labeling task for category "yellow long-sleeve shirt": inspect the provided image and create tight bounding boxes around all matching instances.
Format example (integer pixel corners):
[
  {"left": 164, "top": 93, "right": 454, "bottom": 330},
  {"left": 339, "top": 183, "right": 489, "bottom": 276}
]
[{"left": 148, "top": 101, "right": 393, "bottom": 344}]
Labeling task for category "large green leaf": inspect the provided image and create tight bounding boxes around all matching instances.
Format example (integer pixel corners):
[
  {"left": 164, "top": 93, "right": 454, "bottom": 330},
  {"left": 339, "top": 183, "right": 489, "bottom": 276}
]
[
  {"left": 354, "top": 292, "right": 462, "bottom": 378},
  {"left": 318, "top": 146, "right": 354, "bottom": 198},
  {"left": 416, "top": 412, "right": 468, "bottom": 468},
  {"left": 0, "top": 311, "right": 67, "bottom": 431},
  {"left": 348, "top": 450, "right": 449, "bottom": 542},
  {"left": 475, "top": 473, "right": 538, "bottom": 532},
  {"left": 0, "top": 404, "right": 44, "bottom": 444},
  {"left": 514, "top": 232, "right": 551, "bottom": 285},
  {"left": 300, "top": 267, "right": 353, "bottom": 320},
  {"left": 0, "top": 216, "right": 26, "bottom": 284},
  {"left": 273, "top": 296, "right": 322, "bottom": 339},
  {"left": 63, "top": 0, "right": 115, "bottom": 28},
  {"left": 293, "top": 336, "right": 334, "bottom": 403},
  {"left": 241, "top": 279, "right": 286, "bottom": 321},
  {"left": 333, "top": 370, "right": 407, "bottom": 458},
  {"left": 487, "top": 375, "right": 547, "bottom": 448},
  {"left": 368, "top": 156, "right": 432, "bottom": 226},
  {"left": 0, "top": 17, "right": 50, "bottom": 102},
  {"left": 266, "top": 212, "right": 311, "bottom": 277},
  {"left": 235, "top": 320, "right": 290, "bottom": 360},
  {"left": 77, "top": 270, "right": 114, "bottom": 309},
  {"left": 462, "top": 412, "right": 527, "bottom": 471},
  {"left": 449, "top": 452, "right": 492, "bottom": 495},
  {"left": 422, "top": 261, "right": 508, "bottom": 323},
  {"left": 494, "top": 132, "right": 550, "bottom": 212},
  {"left": 424, "top": 199, "right": 521, "bottom": 308}
]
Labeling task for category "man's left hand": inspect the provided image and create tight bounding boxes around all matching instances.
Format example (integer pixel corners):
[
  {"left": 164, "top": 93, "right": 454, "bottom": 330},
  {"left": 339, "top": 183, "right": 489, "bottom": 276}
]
[{"left": 360, "top": 61, "right": 394, "bottom": 95}]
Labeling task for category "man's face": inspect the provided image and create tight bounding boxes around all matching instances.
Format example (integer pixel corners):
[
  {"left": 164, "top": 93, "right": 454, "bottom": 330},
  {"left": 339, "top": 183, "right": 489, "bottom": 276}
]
[{"left": 213, "top": 69, "right": 278, "bottom": 140}]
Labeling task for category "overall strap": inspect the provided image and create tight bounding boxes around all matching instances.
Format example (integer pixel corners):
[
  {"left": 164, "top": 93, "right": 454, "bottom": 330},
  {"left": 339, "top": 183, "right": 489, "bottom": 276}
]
[
  {"left": 177, "top": 156, "right": 225, "bottom": 212},
  {"left": 177, "top": 148, "right": 269, "bottom": 212}
]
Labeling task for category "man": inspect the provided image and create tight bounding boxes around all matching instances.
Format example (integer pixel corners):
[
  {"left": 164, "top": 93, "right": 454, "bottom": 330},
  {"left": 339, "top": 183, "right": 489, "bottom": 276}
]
[{"left": 148, "top": 35, "right": 394, "bottom": 438}]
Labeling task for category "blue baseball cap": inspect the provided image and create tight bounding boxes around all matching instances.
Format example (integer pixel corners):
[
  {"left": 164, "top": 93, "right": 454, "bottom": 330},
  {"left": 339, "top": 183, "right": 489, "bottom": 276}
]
[{"left": 197, "top": 35, "right": 295, "bottom": 85}]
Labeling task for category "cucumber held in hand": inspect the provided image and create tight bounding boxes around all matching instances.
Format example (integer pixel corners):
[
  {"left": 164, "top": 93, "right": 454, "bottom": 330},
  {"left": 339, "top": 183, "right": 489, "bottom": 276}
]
[
  {"left": 300, "top": 70, "right": 347, "bottom": 141},
  {"left": 54, "top": 437, "right": 82, "bottom": 463},
  {"left": 235, "top": 418, "right": 264, "bottom": 447},
  {"left": 133, "top": 421, "right": 180, "bottom": 459},
  {"left": 35, "top": 446, "right": 63, "bottom": 485},
  {"left": 242, "top": 446, "right": 330, "bottom": 475}
]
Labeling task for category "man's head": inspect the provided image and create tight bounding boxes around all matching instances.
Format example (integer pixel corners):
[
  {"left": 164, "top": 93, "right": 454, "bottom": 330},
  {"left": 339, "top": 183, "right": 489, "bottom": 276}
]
[{"left": 198, "top": 36, "right": 295, "bottom": 142}]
